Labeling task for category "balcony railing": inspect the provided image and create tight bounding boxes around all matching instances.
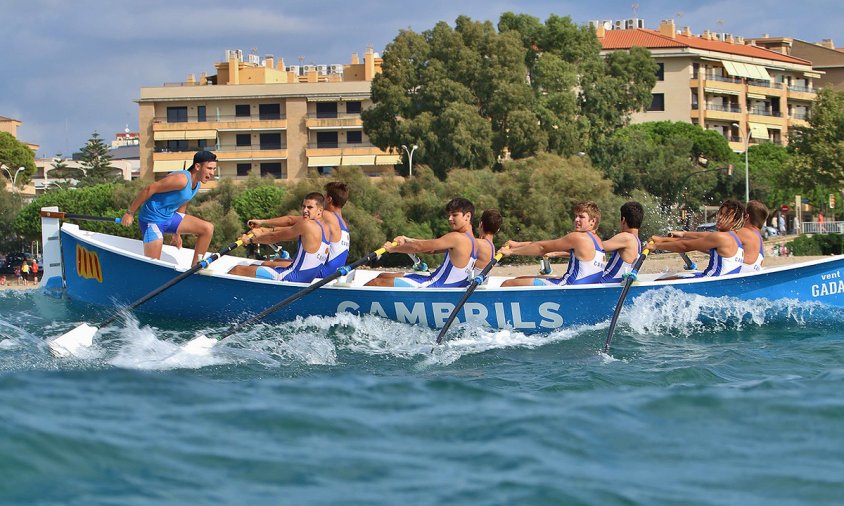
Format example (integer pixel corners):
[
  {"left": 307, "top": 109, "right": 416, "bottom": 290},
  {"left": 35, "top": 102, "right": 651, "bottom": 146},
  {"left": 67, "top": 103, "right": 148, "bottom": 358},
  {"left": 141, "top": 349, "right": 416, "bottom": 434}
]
[
  {"left": 217, "top": 144, "right": 288, "bottom": 151},
  {"left": 747, "top": 79, "right": 783, "bottom": 89},
  {"left": 305, "top": 113, "right": 363, "bottom": 119},
  {"left": 790, "top": 113, "right": 809, "bottom": 120},
  {"left": 705, "top": 74, "right": 742, "bottom": 84},
  {"left": 705, "top": 104, "right": 742, "bottom": 113},
  {"left": 154, "top": 114, "right": 286, "bottom": 123},
  {"left": 748, "top": 110, "right": 783, "bottom": 117},
  {"left": 307, "top": 142, "right": 377, "bottom": 149},
  {"left": 788, "top": 85, "right": 815, "bottom": 94}
]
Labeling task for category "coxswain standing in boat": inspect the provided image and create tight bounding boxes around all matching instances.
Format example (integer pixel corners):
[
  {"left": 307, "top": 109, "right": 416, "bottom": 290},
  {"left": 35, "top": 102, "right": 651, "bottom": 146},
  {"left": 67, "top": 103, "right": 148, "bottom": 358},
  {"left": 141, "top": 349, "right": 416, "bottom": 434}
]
[
  {"left": 228, "top": 192, "right": 329, "bottom": 283},
  {"left": 245, "top": 182, "right": 351, "bottom": 278},
  {"left": 500, "top": 201, "right": 606, "bottom": 286},
  {"left": 474, "top": 209, "right": 503, "bottom": 274},
  {"left": 366, "top": 198, "right": 478, "bottom": 287},
  {"left": 652, "top": 199, "right": 746, "bottom": 278},
  {"left": 600, "top": 201, "right": 644, "bottom": 283},
  {"left": 121, "top": 150, "right": 216, "bottom": 267}
]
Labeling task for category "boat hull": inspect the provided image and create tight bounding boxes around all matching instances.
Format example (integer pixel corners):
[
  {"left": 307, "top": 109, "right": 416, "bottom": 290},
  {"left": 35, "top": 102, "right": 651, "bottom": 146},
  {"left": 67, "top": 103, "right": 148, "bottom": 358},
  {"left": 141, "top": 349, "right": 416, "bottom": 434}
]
[{"left": 54, "top": 224, "right": 844, "bottom": 332}]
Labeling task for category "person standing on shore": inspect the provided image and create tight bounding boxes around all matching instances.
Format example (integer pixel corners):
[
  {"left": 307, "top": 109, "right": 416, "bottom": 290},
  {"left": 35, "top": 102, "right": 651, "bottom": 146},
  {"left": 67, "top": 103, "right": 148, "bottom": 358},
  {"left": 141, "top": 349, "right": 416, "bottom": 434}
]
[{"left": 121, "top": 150, "right": 216, "bottom": 267}]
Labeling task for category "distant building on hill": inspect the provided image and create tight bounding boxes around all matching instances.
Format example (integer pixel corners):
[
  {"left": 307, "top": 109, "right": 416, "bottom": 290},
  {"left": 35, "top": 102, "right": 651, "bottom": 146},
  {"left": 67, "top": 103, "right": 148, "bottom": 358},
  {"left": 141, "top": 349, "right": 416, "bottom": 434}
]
[
  {"left": 596, "top": 19, "right": 819, "bottom": 151},
  {"left": 136, "top": 47, "right": 400, "bottom": 184}
]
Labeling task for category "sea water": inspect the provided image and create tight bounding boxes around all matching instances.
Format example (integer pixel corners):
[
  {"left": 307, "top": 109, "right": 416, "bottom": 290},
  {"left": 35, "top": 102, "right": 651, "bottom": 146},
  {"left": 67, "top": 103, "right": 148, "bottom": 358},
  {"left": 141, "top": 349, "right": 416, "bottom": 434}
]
[{"left": 1, "top": 287, "right": 842, "bottom": 505}]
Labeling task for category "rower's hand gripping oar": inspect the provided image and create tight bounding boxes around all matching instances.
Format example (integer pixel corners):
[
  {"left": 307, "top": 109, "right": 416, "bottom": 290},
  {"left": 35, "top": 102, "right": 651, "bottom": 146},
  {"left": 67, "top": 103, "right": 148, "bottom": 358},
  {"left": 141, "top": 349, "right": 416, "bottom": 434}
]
[
  {"left": 182, "top": 243, "right": 396, "bottom": 353},
  {"left": 48, "top": 233, "right": 254, "bottom": 358},
  {"left": 435, "top": 250, "right": 506, "bottom": 345},
  {"left": 603, "top": 241, "right": 654, "bottom": 355},
  {"left": 39, "top": 210, "right": 121, "bottom": 224}
]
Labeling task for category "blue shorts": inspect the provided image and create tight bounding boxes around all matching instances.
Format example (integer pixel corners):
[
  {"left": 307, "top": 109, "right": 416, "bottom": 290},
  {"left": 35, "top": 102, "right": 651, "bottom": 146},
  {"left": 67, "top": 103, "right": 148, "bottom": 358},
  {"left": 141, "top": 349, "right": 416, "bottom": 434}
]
[{"left": 139, "top": 213, "right": 184, "bottom": 243}]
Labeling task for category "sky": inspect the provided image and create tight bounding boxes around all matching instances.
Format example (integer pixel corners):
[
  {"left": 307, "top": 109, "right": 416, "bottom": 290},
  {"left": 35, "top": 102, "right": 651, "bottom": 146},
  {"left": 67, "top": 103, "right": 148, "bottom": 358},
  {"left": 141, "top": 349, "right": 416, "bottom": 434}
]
[{"left": 1, "top": 0, "right": 841, "bottom": 159}]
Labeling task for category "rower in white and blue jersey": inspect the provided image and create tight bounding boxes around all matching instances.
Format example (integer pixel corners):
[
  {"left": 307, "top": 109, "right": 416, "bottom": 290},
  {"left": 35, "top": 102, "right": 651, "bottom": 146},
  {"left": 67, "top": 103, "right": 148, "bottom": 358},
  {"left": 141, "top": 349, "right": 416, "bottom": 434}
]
[
  {"left": 737, "top": 200, "right": 769, "bottom": 273},
  {"left": 228, "top": 192, "right": 330, "bottom": 284},
  {"left": 366, "top": 198, "right": 478, "bottom": 288},
  {"left": 651, "top": 199, "right": 747, "bottom": 278},
  {"left": 601, "top": 201, "right": 644, "bottom": 283},
  {"left": 501, "top": 201, "right": 606, "bottom": 287}
]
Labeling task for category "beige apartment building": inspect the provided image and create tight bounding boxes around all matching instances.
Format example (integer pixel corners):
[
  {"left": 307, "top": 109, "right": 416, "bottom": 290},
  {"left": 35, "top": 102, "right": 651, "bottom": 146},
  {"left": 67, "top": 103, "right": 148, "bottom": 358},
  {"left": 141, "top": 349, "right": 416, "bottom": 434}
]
[
  {"left": 748, "top": 37, "right": 844, "bottom": 90},
  {"left": 137, "top": 48, "right": 400, "bottom": 183},
  {"left": 598, "top": 20, "right": 819, "bottom": 152}
]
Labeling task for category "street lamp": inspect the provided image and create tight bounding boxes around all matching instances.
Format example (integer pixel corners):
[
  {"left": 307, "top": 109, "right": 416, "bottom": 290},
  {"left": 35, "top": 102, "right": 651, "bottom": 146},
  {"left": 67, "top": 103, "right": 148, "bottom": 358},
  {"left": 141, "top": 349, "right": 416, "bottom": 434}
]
[
  {"left": 732, "top": 123, "right": 750, "bottom": 202},
  {"left": 2, "top": 166, "right": 25, "bottom": 192},
  {"left": 401, "top": 144, "right": 418, "bottom": 178}
]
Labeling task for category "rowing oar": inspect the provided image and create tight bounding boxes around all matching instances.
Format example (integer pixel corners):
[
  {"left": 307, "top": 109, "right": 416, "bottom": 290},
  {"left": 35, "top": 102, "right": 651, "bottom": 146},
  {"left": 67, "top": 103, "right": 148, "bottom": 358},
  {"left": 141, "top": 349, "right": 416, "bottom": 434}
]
[
  {"left": 408, "top": 253, "right": 428, "bottom": 272},
  {"left": 435, "top": 250, "right": 506, "bottom": 345},
  {"left": 48, "top": 233, "right": 254, "bottom": 358},
  {"left": 603, "top": 241, "right": 654, "bottom": 355},
  {"left": 39, "top": 210, "right": 121, "bottom": 224},
  {"left": 181, "top": 243, "right": 395, "bottom": 353},
  {"left": 679, "top": 252, "right": 697, "bottom": 270}
]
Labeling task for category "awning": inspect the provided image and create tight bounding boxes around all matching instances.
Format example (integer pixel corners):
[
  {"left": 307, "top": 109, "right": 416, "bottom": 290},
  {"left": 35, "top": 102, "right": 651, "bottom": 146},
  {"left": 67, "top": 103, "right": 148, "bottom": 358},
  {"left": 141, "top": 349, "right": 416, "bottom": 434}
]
[
  {"left": 341, "top": 155, "right": 376, "bottom": 166},
  {"left": 307, "top": 156, "right": 341, "bottom": 167},
  {"left": 153, "top": 130, "right": 217, "bottom": 141},
  {"left": 375, "top": 154, "right": 402, "bottom": 165},
  {"left": 746, "top": 93, "right": 767, "bottom": 100},
  {"left": 153, "top": 160, "right": 190, "bottom": 173},
  {"left": 704, "top": 87, "right": 741, "bottom": 96},
  {"left": 804, "top": 71, "right": 822, "bottom": 78},
  {"left": 722, "top": 61, "right": 772, "bottom": 81},
  {"left": 183, "top": 130, "right": 217, "bottom": 140},
  {"left": 748, "top": 122, "right": 769, "bottom": 140},
  {"left": 307, "top": 96, "right": 342, "bottom": 102}
]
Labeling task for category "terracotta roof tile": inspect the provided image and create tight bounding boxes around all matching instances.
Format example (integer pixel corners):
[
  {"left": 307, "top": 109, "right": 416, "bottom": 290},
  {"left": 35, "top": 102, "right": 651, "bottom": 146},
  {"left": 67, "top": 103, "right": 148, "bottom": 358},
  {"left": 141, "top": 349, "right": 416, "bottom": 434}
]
[{"left": 601, "top": 29, "right": 811, "bottom": 66}]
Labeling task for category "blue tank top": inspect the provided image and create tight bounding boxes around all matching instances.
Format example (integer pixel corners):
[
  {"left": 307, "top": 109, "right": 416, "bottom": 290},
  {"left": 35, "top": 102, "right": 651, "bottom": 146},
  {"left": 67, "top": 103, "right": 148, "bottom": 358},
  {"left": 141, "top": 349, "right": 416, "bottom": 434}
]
[
  {"left": 277, "top": 221, "right": 330, "bottom": 283},
  {"left": 601, "top": 235, "right": 641, "bottom": 283},
  {"left": 318, "top": 212, "right": 351, "bottom": 277},
  {"left": 552, "top": 232, "right": 605, "bottom": 285},
  {"left": 138, "top": 170, "right": 200, "bottom": 224},
  {"left": 401, "top": 233, "right": 477, "bottom": 288},
  {"left": 699, "top": 231, "right": 744, "bottom": 277}
]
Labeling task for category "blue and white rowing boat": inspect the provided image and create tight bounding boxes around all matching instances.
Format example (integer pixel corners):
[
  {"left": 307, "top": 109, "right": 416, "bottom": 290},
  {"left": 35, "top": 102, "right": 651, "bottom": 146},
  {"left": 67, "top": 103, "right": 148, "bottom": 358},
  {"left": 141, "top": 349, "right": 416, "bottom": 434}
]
[{"left": 40, "top": 209, "right": 844, "bottom": 333}]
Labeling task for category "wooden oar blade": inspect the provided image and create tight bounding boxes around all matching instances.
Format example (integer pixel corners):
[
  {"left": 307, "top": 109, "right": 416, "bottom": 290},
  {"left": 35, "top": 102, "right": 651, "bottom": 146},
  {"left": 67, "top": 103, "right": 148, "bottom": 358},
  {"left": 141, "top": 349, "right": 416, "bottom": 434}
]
[{"left": 48, "top": 323, "right": 98, "bottom": 358}]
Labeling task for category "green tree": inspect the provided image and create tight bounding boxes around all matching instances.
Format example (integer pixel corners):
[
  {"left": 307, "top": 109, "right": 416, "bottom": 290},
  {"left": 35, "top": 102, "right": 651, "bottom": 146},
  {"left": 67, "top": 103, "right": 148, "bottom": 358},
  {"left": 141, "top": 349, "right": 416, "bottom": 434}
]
[
  {"left": 788, "top": 88, "right": 844, "bottom": 189},
  {"left": 231, "top": 185, "right": 288, "bottom": 225},
  {"left": 0, "top": 185, "right": 23, "bottom": 251},
  {"left": 0, "top": 132, "right": 37, "bottom": 186},
  {"left": 78, "top": 132, "right": 121, "bottom": 185},
  {"left": 47, "top": 154, "right": 85, "bottom": 186}
]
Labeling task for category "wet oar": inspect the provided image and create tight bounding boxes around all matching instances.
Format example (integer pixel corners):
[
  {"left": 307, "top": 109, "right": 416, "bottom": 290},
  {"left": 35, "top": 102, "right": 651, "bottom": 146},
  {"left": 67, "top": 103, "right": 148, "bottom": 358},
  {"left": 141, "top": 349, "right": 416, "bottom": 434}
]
[
  {"left": 435, "top": 250, "right": 505, "bottom": 345},
  {"left": 39, "top": 210, "right": 121, "bottom": 224},
  {"left": 679, "top": 252, "right": 697, "bottom": 270},
  {"left": 603, "top": 241, "right": 654, "bottom": 354},
  {"left": 182, "top": 243, "right": 394, "bottom": 353},
  {"left": 48, "top": 234, "right": 253, "bottom": 358}
]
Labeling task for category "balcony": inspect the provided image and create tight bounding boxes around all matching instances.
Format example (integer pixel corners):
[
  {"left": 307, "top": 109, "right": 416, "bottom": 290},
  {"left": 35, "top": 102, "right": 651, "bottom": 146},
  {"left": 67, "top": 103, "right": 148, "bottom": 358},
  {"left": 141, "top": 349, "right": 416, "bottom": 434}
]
[
  {"left": 747, "top": 79, "right": 783, "bottom": 90},
  {"left": 153, "top": 115, "right": 287, "bottom": 132},
  {"left": 305, "top": 113, "right": 364, "bottom": 130},
  {"left": 748, "top": 109, "right": 783, "bottom": 118},
  {"left": 705, "top": 104, "right": 741, "bottom": 113},
  {"left": 704, "top": 74, "right": 742, "bottom": 85},
  {"left": 788, "top": 85, "right": 815, "bottom": 94}
]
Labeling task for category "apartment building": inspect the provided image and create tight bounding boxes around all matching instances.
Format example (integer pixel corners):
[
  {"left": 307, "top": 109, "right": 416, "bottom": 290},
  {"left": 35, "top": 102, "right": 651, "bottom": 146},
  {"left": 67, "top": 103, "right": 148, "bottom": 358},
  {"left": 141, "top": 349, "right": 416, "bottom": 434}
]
[
  {"left": 0, "top": 115, "right": 39, "bottom": 152},
  {"left": 136, "top": 48, "right": 400, "bottom": 183},
  {"left": 597, "top": 19, "right": 818, "bottom": 152},
  {"left": 748, "top": 37, "right": 844, "bottom": 90}
]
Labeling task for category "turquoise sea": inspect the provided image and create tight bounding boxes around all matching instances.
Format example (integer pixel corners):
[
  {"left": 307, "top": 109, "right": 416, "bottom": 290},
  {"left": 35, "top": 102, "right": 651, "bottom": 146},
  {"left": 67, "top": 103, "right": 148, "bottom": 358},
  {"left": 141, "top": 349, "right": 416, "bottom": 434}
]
[{"left": 1, "top": 287, "right": 843, "bottom": 505}]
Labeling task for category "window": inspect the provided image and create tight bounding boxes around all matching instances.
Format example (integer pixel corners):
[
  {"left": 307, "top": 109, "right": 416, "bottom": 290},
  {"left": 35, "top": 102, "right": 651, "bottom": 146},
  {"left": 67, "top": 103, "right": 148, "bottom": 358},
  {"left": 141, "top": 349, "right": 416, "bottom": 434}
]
[
  {"left": 166, "top": 139, "right": 188, "bottom": 152},
  {"left": 648, "top": 93, "right": 665, "bottom": 112},
  {"left": 345, "top": 101, "right": 362, "bottom": 114},
  {"left": 346, "top": 131, "right": 362, "bottom": 144},
  {"left": 259, "top": 103, "right": 281, "bottom": 120},
  {"left": 236, "top": 134, "right": 251, "bottom": 147},
  {"left": 316, "top": 102, "right": 338, "bottom": 118},
  {"left": 236, "top": 163, "right": 251, "bottom": 177},
  {"left": 259, "top": 133, "right": 282, "bottom": 150},
  {"left": 167, "top": 106, "right": 188, "bottom": 123},
  {"left": 656, "top": 63, "right": 665, "bottom": 81},
  {"left": 260, "top": 162, "right": 283, "bottom": 179},
  {"left": 197, "top": 105, "right": 206, "bottom": 122},
  {"left": 235, "top": 104, "right": 251, "bottom": 118},
  {"left": 198, "top": 139, "right": 208, "bottom": 149},
  {"left": 691, "top": 92, "right": 699, "bottom": 110},
  {"left": 316, "top": 131, "right": 338, "bottom": 148}
]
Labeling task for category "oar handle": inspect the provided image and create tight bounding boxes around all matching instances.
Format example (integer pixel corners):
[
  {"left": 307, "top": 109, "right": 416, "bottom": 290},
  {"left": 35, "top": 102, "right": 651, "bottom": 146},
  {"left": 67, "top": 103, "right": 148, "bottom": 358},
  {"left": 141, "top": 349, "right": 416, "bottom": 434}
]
[
  {"left": 603, "top": 241, "right": 654, "bottom": 354},
  {"left": 40, "top": 210, "right": 120, "bottom": 224},
  {"left": 435, "top": 250, "right": 506, "bottom": 345}
]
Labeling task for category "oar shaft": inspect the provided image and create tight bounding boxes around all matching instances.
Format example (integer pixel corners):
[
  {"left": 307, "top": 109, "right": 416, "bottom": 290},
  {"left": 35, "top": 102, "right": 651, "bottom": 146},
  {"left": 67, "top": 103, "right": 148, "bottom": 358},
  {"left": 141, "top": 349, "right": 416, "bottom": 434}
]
[
  {"left": 215, "top": 245, "right": 391, "bottom": 341},
  {"left": 40, "top": 210, "right": 120, "bottom": 223},
  {"left": 435, "top": 251, "right": 505, "bottom": 344},
  {"left": 604, "top": 243, "right": 653, "bottom": 354},
  {"left": 96, "top": 234, "right": 252, "bottom": 328}
]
